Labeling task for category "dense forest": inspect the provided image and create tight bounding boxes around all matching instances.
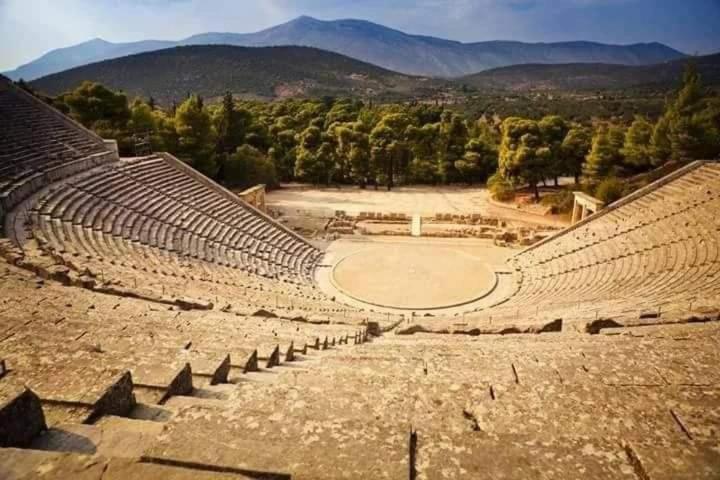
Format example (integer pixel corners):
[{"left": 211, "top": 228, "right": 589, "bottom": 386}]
[
  {"left": 19, "top": 62, "right": 720, "bottom": 211},
  {"left": 29, "top": 45, "right": 445, "bottom": 104}
]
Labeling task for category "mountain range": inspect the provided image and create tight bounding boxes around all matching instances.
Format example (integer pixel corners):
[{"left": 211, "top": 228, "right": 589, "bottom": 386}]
[
  {"left": 29, "top": 42, "right": 718, "bottom": 105},
  {"left": 5, "top": 16, "right": 686, "bottom": 80},
  {"left": 29, "top": 45, "right": 442, "bottom": 104}
]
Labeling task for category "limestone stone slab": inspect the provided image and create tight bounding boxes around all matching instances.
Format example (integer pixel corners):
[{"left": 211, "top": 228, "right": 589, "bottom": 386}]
[
  {"left": 665, "top": 387, "right": 720, "bottom": 440},
  {"left": 417, "top": 433, "right": 636, "bottom": 480},
  {"left": 629, "top": 440, "right": 720, "bottom": 479},
  {"left": 465, "top": 384, "right": 680, "bottom": 441},
  {"left": 0, "top": 448, "right": 254, "bottom": 480},
  {"left": 146, "top": 404, "right": 408, "bottom": 480},
  {"left": 31, "top": 416, "right": 165, "bottom": 459},
  {"left": 3, "top": 364, "right": 129, "bottom": 407},
  {"left": 0, "top": 448, "right": 107, "bottom": 480}
]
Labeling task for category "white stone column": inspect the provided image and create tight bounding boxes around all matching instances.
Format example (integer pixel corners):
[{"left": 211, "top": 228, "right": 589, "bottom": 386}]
[
  {"left": 571, "top": 201, "right": 580, "bottom": 224},
  {"left": 411, "top": 214, "right": 422, "bottom": 237}
]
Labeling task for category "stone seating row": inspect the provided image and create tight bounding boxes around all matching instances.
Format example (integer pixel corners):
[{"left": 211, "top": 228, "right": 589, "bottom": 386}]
[
  {"left": 486, "top": 163, "right": 720, "bottom": 325},
  {"left": 0, "top": 265, "right": 366, "bottom": 429},
  {"left": 31, "top": 225, "right": 366, "bottom": 317},
  {"left": 3, "top": 325, "right": 717, "bottom": 478},
  {"left": 30, "top": 156, "right": 320, "bottom": 284},
  {"left": 73, "top": 324, "right": 720, "bottom": 479},
  {"left": 522, "top": 164, "right": 719, "bottom": 266},
  {"left": 0, "top": 81, "right": 109, "bottom": 213}
]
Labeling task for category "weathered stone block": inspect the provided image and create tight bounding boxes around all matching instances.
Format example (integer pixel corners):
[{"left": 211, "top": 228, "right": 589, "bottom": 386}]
[
  {"left": 0, "top": 383, "right": 47, "bottom": 447},
  {"left": 175, "top": 297, "right": 213, "bottom": 311},
  {"left": 88, "top": 371, "right": 136, "bottom": 423}
]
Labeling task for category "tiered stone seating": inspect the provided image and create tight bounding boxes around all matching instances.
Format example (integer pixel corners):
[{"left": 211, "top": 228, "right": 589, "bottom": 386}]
[
  {"left": 14, "top": 153, "right": 391, "bottom": 321},
  {"left": 0, "top": 261, "right": 375, "bottom": 477},
  {"left": 30, "top": 155, "right": 321, "bottom": 282},
  {"left": 0, "top": 77, "right": 112, "bottom": 221},
  {"left": 0, "top": 79, "right": 400, "bottom": 326},
  {"left": 2, "top": 75, "right": 718, "bottom": 477},
  {"left": 468, "top": 161, "right": 720, "bottom": 329},
  {"left": 28, "top": 225, "right": 372, "bottom": 320},
  {"left": 6, "top": 274, "right": 714, "bottom": 479}
]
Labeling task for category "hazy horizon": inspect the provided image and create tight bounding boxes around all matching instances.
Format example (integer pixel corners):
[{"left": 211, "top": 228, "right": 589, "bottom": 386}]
[{"left": 2, "top": 0, "right": 720, "bottom": 72}]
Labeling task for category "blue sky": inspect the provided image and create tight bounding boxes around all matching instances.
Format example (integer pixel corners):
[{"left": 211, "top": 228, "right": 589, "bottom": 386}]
[{"left": 1, "top": 0, "right": 719, "bottom": 71}]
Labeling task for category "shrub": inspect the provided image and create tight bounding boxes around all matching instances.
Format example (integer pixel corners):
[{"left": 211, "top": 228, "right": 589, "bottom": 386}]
[
  {"left": 594, "top": 177, "right": 625, "bottom": 205},
  {"left": 488, "top": 172, "right": 516, "bottom": 202},
  {"left": 224, "top": 144, "right": 278, "bottom": 189},
  {"left": 541, "top": 189, "right": 575, "bottom": 214}
]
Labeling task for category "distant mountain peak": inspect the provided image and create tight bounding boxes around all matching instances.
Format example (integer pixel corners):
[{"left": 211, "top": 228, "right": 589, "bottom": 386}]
[
  {"left": 283, "top": 15, "right": 328, "bottom": 28},
  {"left": 292, "top": 15, "right": 320, "bottom": 23},
  {"left": 83, "top": 37, "right": 112, "bottom": 46}
]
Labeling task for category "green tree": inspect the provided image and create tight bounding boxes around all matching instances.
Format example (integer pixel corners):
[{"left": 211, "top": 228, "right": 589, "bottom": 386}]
[
  {"left": 488, "top": 172, "right": 516, "bottom": 202},
  {"left": 406, "top": 123, "right": 440, "bottom": 184},
  {"left": 594, "top": 177, "right": 626, "bottom": 204},
  {"left": 469, "top": 117, "right": 500, "bottom": 148},
  {"left": 128, "top": 99, "right": 155, "bottom": 134},
  {"left": 64, "top": 81, "right": 130, "bottom": 128},
  {"left": 214, "top": 92, "right": 249, "bottom": 155},
  {"left": 330, "top": 122, "right": 371, "bottom": 186},
  {"left": 454, "top": 137, "right": 497, "bottom": 185},
  {"left": 538, "top": 115, "right": 569, "bottom": 185},
  {"left": 175, "top": 95, "right": 217, "bottom": 177},
  {"left": 348, "top": 128, "right": 371, "bottom": 187},
  {"left": 325, "top": 100, "right": 359, "bottom": 127},
  {"left": 151, "top": 110, "right": 179, "bottom": 153},
  {"left": 651, "top": 114, "right": 672, "bottom": 164},
  {"left": 608, "top": 124, "right": 626, "bottom": 162},
  {"left": 498, "top": 117, "right": 551, "bottom": 201},
  {"left": 583, "top": 124, "right": 622, "bottom": 181},
  {"left": 658, "top": 62, "right": 720, "bottom": 161},
  {"left": 328, "top": 122, "right": 353, "bottom": 183},
  {"left": 437, "top": 111, "right": 468, "bottom": 183},
  {"left": 316, "top": 141, "right": 338, "bottom": 185},
  {"left": 224, "top": 144, "right": 277, "bottom": 189},
  {"left": 370, "top": 113, "right": 411, "bottom": 190},
  {"left": 294, "top": 126, "right": 326, "bottom": 184},
  {"left": 269, "top": 128, "right": 298, "bottom": 181},
  {"left": 621, "top": 116, "right": 654, "bottom": 171},
  {"left": 561, "top": 125, "right": 591, "bottom": 184}
]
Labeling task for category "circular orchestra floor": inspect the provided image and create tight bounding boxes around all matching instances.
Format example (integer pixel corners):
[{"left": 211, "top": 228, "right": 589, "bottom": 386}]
[{"left": 329, "top": 243, "right": 498, "bottom": 310}]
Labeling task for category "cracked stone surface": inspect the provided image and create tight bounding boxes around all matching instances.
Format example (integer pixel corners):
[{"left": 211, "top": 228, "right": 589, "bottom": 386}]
[{"left": 2, "top": 250, "right": 720, "bottom": 478}]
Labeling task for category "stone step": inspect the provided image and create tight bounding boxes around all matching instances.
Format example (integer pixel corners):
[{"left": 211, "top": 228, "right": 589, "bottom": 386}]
[
  {"left": 144, "top": 404, "right": 408, "bottom": 480},
  {"left": 30, "top": 416, "right": 164, "bottom": 459},
  {"left": 0, "top": 448, "right": 256, "bottom": 479}
]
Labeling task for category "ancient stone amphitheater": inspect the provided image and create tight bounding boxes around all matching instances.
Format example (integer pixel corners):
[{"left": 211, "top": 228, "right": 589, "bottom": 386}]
[{"left": 0, "top": 76, "right": 719, "bottom": 479}]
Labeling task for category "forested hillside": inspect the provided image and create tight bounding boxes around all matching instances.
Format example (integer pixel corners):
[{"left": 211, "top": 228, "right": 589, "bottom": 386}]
[
  {"left": 30, "top": 45, "right": 445, "bottom": 104},
  {"left": 20, "top": 63, "right": 720, "bottom": 211},
  {"left": 462, "top": 53, "right": 720, "bottom": 91}
]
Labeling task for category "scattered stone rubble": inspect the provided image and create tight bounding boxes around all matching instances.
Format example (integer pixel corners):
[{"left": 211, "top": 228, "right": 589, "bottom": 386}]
[{"left": 326, "top": 210, "right": 559, "bottom": 246}]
